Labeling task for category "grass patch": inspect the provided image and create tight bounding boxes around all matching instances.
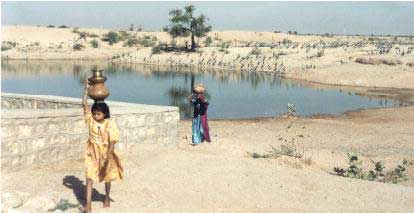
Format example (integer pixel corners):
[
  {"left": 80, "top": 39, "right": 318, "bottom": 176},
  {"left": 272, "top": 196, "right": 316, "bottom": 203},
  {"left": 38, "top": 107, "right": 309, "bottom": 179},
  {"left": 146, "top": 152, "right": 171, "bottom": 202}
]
[{"left": 48, "top": 199, "right": 79, "bottom": 212}]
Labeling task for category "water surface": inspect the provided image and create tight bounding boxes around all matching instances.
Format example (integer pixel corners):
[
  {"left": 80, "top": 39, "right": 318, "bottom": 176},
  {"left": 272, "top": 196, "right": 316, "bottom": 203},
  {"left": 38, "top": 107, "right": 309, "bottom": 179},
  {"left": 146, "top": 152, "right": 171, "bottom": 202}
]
[{"left": 1, "top": 60, "right": 401, "bottom": 119}]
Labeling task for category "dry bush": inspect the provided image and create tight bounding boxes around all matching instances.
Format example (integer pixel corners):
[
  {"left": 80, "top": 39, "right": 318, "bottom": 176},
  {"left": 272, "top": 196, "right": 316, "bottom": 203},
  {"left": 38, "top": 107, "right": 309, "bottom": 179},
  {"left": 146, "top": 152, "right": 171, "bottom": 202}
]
[
  {"left": 355, "top": 57, "right": 402, "bottom": 66},
  {"left": 382, "top": 58, "right": 402, "bottom": 65},
  {"left": 406, "top": 62, "right": 414, "bottom": 67}
]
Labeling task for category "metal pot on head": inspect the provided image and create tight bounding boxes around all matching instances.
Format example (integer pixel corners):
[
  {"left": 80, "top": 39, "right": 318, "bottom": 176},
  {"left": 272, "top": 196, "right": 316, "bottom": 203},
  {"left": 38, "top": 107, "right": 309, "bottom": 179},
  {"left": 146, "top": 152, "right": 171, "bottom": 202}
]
[{"left": 87, "top": 68, "right": 110, "bottom": 101}]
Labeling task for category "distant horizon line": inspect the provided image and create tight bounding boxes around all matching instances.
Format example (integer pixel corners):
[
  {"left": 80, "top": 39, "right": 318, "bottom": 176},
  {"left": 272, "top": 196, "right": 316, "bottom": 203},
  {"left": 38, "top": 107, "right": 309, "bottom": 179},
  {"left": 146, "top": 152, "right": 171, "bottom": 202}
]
[{"left": 3, "top": 24, "right": 414, "bottom": 37}]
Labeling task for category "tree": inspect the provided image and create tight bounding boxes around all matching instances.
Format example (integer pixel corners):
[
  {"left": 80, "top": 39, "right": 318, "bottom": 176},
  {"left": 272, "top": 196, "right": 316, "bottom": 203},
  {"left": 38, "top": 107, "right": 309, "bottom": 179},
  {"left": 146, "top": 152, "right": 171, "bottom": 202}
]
[{"left": 165, "top": 5, "right": 212, "bottom": 51}]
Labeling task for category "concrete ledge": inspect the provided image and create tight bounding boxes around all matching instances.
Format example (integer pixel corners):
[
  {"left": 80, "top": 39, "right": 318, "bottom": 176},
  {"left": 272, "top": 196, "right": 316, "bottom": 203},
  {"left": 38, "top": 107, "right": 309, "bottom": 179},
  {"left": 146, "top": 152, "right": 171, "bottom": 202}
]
[{"left": 1, "top": 93, "right": 179, "bottom": 172}]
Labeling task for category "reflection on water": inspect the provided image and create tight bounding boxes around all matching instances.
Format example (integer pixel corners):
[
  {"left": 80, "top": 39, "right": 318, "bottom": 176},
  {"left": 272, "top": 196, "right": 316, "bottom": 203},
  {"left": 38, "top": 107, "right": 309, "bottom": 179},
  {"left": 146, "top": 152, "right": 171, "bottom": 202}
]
[{"left": 1, "top": 60, "right": 407, "bottom": 119}]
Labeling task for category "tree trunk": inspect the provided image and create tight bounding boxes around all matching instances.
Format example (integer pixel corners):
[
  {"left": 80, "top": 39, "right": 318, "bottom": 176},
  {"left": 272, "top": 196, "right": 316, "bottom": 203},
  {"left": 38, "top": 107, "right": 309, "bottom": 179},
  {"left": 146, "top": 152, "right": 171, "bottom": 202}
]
[{"left": 191, "top": 33, "right": 196, "bottom": 51}]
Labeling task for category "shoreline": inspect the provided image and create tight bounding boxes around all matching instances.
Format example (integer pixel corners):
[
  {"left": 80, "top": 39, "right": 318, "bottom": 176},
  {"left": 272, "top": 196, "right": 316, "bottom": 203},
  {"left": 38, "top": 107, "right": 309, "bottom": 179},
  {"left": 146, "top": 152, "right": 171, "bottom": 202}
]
[{"left": 2, "top": 25, "right": 414, "bottom": 90}]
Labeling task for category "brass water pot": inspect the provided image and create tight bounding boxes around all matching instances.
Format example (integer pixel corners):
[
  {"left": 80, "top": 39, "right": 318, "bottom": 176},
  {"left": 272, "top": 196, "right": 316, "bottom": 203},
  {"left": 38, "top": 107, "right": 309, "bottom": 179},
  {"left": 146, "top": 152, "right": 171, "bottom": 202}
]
[{"left": 87, "top": 68, "right": 110, "bottom": 101}]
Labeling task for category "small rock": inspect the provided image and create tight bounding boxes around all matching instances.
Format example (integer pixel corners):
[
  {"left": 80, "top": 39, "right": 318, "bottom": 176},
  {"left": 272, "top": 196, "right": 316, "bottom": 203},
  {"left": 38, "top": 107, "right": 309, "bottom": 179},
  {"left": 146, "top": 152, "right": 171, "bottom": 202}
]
[
  {"left": 2, "top": 191, "right": 24, "bottom": 209},
  {"left": 20, "top": 196, "right": 57, "bottom": 211}
]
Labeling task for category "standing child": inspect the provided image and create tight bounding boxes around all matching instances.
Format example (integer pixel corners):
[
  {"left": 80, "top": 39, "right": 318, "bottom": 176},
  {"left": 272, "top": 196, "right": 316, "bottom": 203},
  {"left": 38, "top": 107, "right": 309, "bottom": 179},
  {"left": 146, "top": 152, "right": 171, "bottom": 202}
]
[
  {"left": 80, "top": 80, "right": 123, "bottom": 212},
  {"left": 190, "top": 83, "right": 211, "bottom": 145}
]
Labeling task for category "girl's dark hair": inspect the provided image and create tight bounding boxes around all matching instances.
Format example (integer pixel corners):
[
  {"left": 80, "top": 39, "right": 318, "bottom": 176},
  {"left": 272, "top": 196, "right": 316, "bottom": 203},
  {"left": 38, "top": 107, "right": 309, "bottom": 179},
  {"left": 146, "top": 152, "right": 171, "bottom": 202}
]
[{"left": 91, "top": 102, "right": 110, "bottom": 119}]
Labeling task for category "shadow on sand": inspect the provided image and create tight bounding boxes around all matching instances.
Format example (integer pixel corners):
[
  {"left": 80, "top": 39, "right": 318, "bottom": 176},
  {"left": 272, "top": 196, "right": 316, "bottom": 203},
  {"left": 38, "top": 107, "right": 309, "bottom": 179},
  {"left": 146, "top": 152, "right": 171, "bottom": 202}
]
[{"left": 62, "top": 175, "right": 114, "bottom": 205}]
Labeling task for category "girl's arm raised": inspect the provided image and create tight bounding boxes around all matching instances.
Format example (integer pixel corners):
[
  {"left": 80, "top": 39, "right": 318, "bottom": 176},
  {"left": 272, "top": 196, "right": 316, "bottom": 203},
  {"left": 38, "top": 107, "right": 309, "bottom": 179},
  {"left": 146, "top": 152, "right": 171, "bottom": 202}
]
[{"left": 82, "top": 80, "right": 90, "bottom": 114}]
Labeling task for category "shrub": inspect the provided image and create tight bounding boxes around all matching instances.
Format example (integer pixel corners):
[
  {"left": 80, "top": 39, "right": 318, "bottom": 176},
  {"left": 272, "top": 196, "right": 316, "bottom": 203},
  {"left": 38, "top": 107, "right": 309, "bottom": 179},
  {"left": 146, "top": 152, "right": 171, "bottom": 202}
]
[
  {"left": 218, "top": 48, "right": 230, "bottom": 54},
  {"left": 282, "top": 38, "right": 292, "bottom": 45},
  {"left": 355, "top": 57, "right": 402, "bottom": 66},
  {"left": 250, "top": 47, "right": 262, "bottom": 55},
  {"left": 124, "top": 38, "right": 139, "bottom": 47},
  {"left": 333, "top": 154, "right": 410, "bottom": 184},
  {"left": 47, "top": 25, "right": 55, "bottom": 28},
  {"left": 88, "top": 33, "right": 99, "bottom": 38},
  {"left": 1, "top": 41, "right": 17, "bottom": 51},
  {"left": 58, "top": 25, "right": 69, "bottom": 28},
  {"left": 102, "top": 31, "right": 119, "bottom": 45},
  {"left": 138, "top": 35, "right": 157, "bottom": 47},
  {"left": 390, "top": 159, "right": 409, "bottom": 183},
  {"left": 90, "top": 39, "right": 99, "bottom": 48},
  {"left": 221, "top": 41, "right": 231, "bottom": 49},
  {"left": 271, "top": 142, "right": 303, "bottom": 158},
  {"left": 334, "top": 152, "right": 364, "bottom": 179},
  {"left": 118, "top": 31, "right": 131, "bottom": 41},
  {"left": 204, "top": 36, "right": 213, "bottom": 47},
  {"left": 316, "top": 49, "right": 325, "bottom": 57},
  {"left": 171, "top": 39, "right": 177, "bottom": 48},
  {"left": 48, "top": 199, "right": 79, "bottom": 211},
  {"left": 78, "top": 32, "right": 87, "bottom": 41},
  {"left": 72, "top": 43, "right": 84, "bottom": 51},
  {"left": 151, "top": 45, "right": 163, "bottom": 54},
  {"left": 249, "top": 152, "right": 273, "bottom": 159},
  {"left": 72, "top": 27, "right": 80, "bottom": 34},
  {"left": 365, "top": 160, "right": 385, "bottom": 181}
]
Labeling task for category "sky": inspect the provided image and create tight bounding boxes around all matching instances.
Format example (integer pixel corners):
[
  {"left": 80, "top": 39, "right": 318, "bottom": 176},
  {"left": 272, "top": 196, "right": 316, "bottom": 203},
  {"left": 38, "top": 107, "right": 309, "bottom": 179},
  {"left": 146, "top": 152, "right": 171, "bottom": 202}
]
[{"left": 2, "top": 1, "right": 414, "bottom": 35}]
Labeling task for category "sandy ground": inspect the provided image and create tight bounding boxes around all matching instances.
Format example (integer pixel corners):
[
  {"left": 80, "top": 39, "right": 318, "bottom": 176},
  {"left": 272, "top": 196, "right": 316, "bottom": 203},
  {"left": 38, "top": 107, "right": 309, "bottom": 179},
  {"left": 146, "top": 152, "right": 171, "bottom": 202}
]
[
  {"left": 2, "top": 25, "right": 414, "bottom": 89},
  {"left": 2, "top": 106, "right": 414, "bottom": 212}
]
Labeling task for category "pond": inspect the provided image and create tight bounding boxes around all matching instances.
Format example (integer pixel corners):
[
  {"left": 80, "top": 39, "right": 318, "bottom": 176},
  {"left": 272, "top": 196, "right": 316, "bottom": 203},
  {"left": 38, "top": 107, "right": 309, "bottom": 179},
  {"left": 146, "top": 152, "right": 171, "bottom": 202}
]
[{"left": 1, "top": 60, "right": 404, "bottom": 119}]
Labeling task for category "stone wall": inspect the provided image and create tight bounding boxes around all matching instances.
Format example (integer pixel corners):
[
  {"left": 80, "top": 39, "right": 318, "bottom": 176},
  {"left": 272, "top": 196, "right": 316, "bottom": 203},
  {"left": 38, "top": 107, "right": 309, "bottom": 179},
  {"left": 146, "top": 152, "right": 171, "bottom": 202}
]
[
  {"left": 1, "top": 95, "right": 80, "bottom": 109},
  {"left": 1, "top": 93, "right": 179, "bottom": 172}
]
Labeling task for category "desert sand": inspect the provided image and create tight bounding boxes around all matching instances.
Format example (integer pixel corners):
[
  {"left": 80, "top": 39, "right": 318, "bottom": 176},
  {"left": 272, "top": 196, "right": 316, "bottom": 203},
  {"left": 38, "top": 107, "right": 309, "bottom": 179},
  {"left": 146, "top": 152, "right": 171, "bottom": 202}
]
[
  {"left": 2, "top": 106, "right": 414, "bottom": 212},
  {"left": 2, "top": 25, "right": 414, "bottom": 212}
]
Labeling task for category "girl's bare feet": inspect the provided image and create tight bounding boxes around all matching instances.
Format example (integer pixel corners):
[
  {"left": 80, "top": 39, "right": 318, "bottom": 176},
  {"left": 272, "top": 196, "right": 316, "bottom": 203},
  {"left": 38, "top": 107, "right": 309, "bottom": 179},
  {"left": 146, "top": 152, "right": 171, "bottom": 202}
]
[
  {"left": 79, "top": 206, "right": 91, "bottom": 212},
  {"left": 103, "top": 196, "right": 110, "bottom": 208}
]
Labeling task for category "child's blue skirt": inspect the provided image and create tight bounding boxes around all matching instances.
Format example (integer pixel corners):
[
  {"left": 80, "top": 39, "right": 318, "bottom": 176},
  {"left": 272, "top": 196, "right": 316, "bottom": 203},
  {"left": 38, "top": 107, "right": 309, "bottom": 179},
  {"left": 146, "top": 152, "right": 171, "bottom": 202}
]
[{"left": 192, "top": 115, "right": 204, "bottom": 145}]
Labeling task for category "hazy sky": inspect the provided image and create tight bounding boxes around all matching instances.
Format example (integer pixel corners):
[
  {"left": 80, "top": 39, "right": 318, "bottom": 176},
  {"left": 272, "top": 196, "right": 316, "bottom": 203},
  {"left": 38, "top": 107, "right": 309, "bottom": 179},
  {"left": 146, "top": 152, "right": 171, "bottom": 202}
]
[{"left": 2, "top": 1, "right": 414, "bottom": 35}]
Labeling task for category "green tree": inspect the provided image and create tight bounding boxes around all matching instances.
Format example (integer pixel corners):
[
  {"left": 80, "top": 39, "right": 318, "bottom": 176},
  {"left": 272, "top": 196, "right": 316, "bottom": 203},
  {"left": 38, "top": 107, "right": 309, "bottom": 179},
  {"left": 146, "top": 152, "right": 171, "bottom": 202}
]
[{"left": 165, "top": 5, "right": 212, "bottom": 51}]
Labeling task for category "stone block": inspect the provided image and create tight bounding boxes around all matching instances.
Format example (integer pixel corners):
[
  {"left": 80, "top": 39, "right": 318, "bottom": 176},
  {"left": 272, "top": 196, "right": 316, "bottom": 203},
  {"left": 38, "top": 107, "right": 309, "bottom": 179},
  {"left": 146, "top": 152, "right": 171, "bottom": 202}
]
[
  {"left": 18, "top": 124, "right": 33, "bottom": 138},
  {"left": 1, "top": 125, "right": 14, "bottom": 140},
  {"left": 25, "top": 154, "right": 37, "bottom": 165},
  {"left": 11, "top": 156, "right": 22, "bottom": 167},
  {"left": 146, "top": 127, "right": 157, "bottom": 137},
  {"left": 164, "top": 114, "right": 174, "bottom": 123},
  {"left": 145, "top": 115, "right": 157, "bottom": 125},
  {"left": 2, "top": 141, "right": 20, "bottom": 155},
  {"left": 32, "top": 137, "right": 47, "bottom": 150}
]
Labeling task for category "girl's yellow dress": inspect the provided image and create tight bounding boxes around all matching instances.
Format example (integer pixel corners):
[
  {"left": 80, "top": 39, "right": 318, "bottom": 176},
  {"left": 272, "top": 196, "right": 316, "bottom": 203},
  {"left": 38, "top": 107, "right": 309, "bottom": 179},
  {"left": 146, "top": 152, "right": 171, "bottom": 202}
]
[{"left": 84, "top": 112, "right": 124, "bottom": 182}]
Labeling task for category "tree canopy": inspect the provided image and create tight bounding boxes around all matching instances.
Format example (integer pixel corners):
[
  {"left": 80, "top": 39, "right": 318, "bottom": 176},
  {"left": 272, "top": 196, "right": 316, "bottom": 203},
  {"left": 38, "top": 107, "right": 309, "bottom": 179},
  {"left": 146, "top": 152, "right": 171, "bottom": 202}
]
[{"left": 165, "top": 5, "right": 212, "bottom": 51}]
